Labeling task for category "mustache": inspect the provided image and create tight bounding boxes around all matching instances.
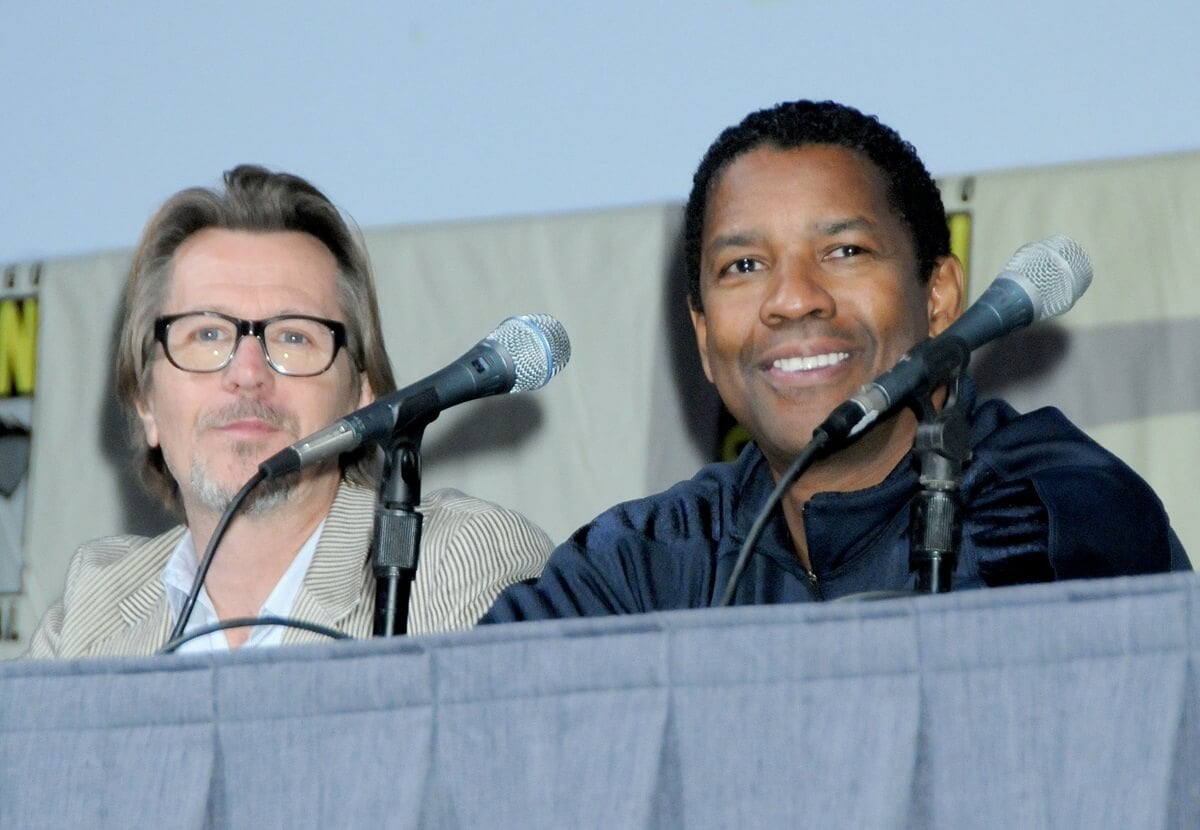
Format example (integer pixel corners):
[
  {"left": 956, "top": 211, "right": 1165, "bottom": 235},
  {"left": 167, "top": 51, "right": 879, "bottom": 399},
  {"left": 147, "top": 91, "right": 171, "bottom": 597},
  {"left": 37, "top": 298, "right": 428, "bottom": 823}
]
[
  {"left": 196, "top": 399, "right": 298, "bottom": 434},
  {"left": 746, "top": 320, "right": 861, "bottom": 355},
  {"left": 763, "top": 319, "right": 859, "bottom": 341}
]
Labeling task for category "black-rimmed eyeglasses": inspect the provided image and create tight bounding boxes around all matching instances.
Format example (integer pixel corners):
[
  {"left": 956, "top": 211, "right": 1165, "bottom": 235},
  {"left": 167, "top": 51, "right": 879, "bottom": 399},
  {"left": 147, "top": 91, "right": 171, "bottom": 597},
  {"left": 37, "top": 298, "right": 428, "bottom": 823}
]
[{"left": 154, "top": 311, "right": 349, "bottom": 377}]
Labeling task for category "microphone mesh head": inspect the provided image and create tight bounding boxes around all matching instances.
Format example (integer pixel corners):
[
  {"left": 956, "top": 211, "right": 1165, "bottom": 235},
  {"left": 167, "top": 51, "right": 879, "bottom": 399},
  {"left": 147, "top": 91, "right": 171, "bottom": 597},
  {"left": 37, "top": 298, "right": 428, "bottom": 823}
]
[
  {"left": 1005, "top": 234, "right": 1093, "bottom": 320},
  {"left": 487, "top": 314, "right": 572, "bottom": 392}
]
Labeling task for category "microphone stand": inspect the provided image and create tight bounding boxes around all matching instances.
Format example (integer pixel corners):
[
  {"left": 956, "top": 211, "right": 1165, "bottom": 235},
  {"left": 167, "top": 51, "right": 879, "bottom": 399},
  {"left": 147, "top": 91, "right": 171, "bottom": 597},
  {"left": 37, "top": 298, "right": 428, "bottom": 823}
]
[
  {"left": 907, "top": 376, "right": 971, "bottom": 593},
  {"left": 370, "top": 426, "right": 427, "bottom": 636}
]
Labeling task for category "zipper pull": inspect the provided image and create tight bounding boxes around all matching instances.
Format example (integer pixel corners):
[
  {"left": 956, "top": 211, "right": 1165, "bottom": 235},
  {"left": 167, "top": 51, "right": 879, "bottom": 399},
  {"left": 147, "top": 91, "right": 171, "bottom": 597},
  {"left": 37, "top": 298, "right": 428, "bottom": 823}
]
[{"left": 805, "top": 568, "right": 823, "bottom": 600}]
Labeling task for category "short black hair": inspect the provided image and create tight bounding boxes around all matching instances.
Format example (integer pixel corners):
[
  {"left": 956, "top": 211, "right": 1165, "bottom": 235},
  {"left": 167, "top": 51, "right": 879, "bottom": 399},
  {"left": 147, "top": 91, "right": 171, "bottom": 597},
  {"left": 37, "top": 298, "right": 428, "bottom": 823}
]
[{"left": 683, "top": 100, "right": 950, "bottom": 311}]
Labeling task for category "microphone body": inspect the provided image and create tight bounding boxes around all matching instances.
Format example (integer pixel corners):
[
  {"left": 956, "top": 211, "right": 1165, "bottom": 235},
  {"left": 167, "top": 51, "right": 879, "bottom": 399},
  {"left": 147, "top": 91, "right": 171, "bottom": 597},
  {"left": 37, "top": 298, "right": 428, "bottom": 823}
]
[
  {"left": 816, "top": 235, "right": 1092, "bottom": 445},
  {"left": 259, "top": 314, "right": 570, "bottom": 479}
]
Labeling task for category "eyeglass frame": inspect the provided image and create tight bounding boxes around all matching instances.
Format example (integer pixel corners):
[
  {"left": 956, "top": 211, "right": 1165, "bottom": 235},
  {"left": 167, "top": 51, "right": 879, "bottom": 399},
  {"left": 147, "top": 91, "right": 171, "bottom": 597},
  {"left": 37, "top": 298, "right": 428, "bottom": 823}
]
[{"left": 153, "top": 310, "right": 350, "bottom": 377}]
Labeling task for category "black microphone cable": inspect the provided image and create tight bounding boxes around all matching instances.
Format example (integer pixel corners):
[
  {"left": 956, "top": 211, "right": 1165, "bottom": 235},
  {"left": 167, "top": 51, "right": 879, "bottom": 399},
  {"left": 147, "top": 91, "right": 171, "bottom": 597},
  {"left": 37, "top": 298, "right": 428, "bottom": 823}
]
[
  {"left": 161, "top": 616, "right": 348, "bottom": 654},
  {"left": 159, "top": 469, "right": 344, "bottom": 653},
  {"left": 716, "top": 430, "right": 832, "bottom": 606},
  {"left": 164, "top": 470, "right": 264, "bottom": 647}
]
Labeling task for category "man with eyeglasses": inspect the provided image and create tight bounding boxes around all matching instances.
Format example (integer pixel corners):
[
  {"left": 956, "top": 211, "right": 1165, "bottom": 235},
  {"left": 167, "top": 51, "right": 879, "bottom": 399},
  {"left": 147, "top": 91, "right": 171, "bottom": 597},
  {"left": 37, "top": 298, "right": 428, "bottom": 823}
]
[{"left": 25, "top": 165, "right": 554, "bottom": 658}]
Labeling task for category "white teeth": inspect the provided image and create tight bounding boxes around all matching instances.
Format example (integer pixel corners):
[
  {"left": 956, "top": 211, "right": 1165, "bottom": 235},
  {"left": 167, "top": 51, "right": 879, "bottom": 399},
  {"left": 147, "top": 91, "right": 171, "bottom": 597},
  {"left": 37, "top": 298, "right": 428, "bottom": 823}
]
[{"left": 772, "top": 352, "right": 849, "bottom": 372}]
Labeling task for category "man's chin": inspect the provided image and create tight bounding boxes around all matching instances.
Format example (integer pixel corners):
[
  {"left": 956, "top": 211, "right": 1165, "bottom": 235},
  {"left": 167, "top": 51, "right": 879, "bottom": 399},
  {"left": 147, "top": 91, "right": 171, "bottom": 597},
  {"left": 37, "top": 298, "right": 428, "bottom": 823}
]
[
  {"left": 752, "top": 413, "right": 827, "bottom": 458},
  {"left": 188, "top": 465, "right": 295, "bottom": 517}
]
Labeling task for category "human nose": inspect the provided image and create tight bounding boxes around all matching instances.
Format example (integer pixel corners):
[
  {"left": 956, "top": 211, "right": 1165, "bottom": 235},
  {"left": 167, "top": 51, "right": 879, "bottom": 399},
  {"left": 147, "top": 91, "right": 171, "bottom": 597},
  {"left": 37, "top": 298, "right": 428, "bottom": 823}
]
[
  {"left": 220, "top": 333, "right": 274, "bottom": 391},
  {"left": 759, "top": 256, "right": 836, "bottom": 325}
]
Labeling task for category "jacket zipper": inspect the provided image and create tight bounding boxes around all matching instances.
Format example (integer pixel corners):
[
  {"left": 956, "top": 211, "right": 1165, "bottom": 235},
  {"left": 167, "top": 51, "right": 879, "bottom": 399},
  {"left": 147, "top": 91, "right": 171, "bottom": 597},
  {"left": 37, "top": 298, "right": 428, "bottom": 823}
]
[{"left": 805, "top": 568, "right": 824, "bottom": 601}]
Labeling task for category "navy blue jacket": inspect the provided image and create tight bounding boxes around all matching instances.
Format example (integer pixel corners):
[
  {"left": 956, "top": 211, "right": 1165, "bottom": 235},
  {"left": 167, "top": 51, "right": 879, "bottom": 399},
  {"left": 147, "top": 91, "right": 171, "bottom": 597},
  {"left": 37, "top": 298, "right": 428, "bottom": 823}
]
[{"left": 483, "top": 393, "right": 1189, "bottom": 622}]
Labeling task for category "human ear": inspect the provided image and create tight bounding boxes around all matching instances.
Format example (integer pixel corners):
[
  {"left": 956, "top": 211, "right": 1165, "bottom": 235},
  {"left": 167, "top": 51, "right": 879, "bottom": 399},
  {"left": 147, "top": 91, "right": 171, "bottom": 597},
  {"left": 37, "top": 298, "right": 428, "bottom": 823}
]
[
  {"left": 357, "top": 371, "right": 375, "bottom": 408},
  {"left": 927, "top": 255, "right": 965, "bottom": 337},
  {"left": 134, "top": 397, "right": 160, "bottom": 449},
  {"left": 690, "top": 305, "right": 715, "bottom": 384}
]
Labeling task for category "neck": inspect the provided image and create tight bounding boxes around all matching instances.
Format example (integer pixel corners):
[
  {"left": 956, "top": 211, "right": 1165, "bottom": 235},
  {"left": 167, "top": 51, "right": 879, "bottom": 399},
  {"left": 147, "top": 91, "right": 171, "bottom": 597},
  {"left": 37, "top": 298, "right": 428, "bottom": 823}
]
[
  {"left": 182, "top": 470, "right": 342, "bottom": 624},
  {"left": 772, "top": 409, "right": 920, "bottom": 573}
]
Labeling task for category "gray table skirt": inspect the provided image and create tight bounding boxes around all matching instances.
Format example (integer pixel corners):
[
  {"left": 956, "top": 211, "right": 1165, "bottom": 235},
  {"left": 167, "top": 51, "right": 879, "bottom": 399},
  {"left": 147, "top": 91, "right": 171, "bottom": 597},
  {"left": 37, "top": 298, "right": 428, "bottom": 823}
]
[{"left": 2, "top": 572, "right": 1197, "bottom": 829}]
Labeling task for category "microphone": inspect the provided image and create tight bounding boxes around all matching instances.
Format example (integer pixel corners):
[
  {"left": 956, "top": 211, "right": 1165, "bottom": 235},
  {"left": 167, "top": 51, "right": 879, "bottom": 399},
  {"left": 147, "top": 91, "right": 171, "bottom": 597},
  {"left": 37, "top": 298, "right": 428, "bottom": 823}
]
[
  {"left": 259, "top": 314, "right": 571, "bottom": 479},
  {"left": 816, "top": 235, "right": 1093, "bottom": 445}
]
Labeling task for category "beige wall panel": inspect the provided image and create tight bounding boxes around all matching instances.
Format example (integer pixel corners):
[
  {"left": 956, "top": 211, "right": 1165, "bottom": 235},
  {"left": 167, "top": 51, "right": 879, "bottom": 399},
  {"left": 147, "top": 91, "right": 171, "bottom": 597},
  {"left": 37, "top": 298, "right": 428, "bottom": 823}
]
[
  {"left": 362, "top": 203, "right": 709, "bottom": 542},
  {"left": 942, "top": 151, "right": 1200, "bottom": 560}
]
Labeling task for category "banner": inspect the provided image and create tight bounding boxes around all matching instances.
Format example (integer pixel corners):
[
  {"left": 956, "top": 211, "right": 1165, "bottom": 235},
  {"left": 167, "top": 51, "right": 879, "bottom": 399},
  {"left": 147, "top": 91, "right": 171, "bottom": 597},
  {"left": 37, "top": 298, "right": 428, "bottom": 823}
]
[{"left": 0, "top": 263, "right": 39, "bottom": 644}]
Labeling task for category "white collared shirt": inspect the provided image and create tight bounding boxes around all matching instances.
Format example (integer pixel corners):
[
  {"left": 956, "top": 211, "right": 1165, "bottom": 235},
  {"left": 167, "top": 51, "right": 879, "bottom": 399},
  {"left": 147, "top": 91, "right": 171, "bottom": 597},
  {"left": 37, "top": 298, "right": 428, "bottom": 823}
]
[{"left": 162, "top": 520, "right": 324, "bottom": 653}]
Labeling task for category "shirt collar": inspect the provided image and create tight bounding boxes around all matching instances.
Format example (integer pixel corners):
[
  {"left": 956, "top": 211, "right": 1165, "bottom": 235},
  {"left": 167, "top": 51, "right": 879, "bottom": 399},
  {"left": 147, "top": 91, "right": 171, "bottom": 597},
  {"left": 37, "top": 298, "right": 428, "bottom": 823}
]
[{"left": 161, "top": 519, "right": 325, "bottom": 652}]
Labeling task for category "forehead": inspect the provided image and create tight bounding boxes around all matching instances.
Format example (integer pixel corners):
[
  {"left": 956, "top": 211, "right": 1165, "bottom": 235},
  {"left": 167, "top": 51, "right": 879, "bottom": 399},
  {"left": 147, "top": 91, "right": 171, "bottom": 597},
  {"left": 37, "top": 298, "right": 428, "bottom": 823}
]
[
  {"left": 703, "top": 144, "right": 900, "bottom": 237},
  {"left": 165, "top": 228, "right": 341, "bottom": 315}
]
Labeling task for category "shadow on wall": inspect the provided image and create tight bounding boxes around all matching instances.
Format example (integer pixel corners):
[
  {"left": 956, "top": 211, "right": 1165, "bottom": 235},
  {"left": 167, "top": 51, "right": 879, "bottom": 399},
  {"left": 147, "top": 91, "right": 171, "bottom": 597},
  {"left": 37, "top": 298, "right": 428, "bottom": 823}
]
[
  {"left": 971, "top": 324, "right": 1071, "bottom": 403},
  {"left": 100, "top": 303, "right": 178, "bottom": 538},
  {"left": 972, "top": 317, "right": 1200, "bottom": 430},
  {"left": 656, "top": 207, "right": 723, "bottom": 469},
  {"left": 423, "top": 394, "right": 545, "bottom": 462}
]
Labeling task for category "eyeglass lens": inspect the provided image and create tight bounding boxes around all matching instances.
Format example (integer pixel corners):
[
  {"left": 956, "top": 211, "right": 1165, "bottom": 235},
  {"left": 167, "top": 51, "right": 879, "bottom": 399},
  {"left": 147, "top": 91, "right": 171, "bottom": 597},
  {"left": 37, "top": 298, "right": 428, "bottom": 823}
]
[{"left": 165, "top": 314, "right": 336, "bottom": 375}]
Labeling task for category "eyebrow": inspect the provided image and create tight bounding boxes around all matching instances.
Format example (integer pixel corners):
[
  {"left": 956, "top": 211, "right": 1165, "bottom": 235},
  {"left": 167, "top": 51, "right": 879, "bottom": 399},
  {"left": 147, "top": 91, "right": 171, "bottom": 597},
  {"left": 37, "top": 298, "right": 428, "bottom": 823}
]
[
  {"left": 703, "top": 231, "right": 765, "bottom": 260},
  {"left": 175, "top": 305, "right": 319, "bottom": 319},
  {"left": 704, "top": 217, "right": 876, "bottom": 258},
  {"left": 816, "top": 217, "right": 875, "bottom": 236}
]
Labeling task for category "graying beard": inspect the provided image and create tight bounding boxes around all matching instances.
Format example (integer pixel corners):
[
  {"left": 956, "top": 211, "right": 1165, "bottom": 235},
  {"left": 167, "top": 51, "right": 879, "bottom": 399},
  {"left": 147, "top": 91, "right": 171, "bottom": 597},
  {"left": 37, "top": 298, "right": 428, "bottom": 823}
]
[{"left": 189, "top": 446, "right": 296, "bottom": 516}]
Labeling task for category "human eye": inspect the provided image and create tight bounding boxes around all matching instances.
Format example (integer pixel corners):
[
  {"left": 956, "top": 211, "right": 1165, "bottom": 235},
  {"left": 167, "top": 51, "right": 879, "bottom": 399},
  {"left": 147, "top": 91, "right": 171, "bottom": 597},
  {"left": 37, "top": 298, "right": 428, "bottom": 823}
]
[
  {"left": 269, "top": 318, "right": 327, "bottom": 350},
  {"left": 280, "top": 328, "right": 311, "bottom": 346},
  {"left": 826, "top": 244, "right": 867, "bottom": 259},
  {"left": 194, "top": 326, "right": 227, "bottom": 342},
  {"left": 273, "top": 327, "right": 313, "bottom": 348},
  {"left": 719, "top": 257, "right": 765, "bottom": 276},
  {"left": 176, "top": 316, "right": 232, "bottom": 343}
]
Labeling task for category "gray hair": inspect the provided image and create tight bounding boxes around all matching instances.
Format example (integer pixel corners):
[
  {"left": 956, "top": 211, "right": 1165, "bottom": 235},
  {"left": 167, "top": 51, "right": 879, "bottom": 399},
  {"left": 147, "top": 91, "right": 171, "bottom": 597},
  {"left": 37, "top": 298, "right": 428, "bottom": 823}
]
[{"left": 115, "top": 164, "right": 396, "bottom": 510}]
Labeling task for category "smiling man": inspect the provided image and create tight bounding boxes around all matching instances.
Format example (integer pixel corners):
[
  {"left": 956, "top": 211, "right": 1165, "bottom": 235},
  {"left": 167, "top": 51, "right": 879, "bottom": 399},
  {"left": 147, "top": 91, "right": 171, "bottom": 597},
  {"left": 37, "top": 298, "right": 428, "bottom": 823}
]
[
  {"left": 483, "top": 99, "right": 1188, "bottom": 621},
  {"left": 26, "top": 166, "right": 553, "bottom": 657}
]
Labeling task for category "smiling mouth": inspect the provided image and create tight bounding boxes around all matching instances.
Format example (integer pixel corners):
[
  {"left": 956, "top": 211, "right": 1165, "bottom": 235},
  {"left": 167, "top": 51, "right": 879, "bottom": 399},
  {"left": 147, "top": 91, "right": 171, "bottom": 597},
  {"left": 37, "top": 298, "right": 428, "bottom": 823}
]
[{"left": 771, "top": 352, "right": 850, "bottom": 372}]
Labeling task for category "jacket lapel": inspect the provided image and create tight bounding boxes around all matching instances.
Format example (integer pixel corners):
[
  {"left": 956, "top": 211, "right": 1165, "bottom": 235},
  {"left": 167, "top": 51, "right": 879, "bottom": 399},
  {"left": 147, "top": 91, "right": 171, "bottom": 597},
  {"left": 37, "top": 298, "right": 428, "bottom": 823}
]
[{"left": 285, "top": 480, "right": 376, "bottom": 644}]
